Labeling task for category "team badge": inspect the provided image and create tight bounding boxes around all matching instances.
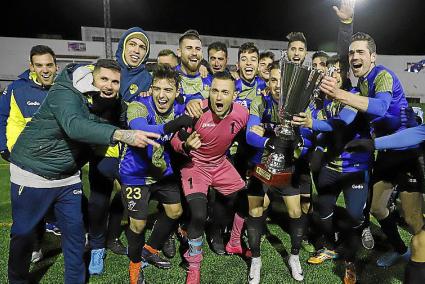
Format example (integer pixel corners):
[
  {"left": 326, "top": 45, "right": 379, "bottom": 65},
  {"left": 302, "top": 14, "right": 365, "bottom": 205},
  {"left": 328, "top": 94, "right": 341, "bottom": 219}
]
[{"left": 129, "top": 84, "right": 138, "bottom": 95}]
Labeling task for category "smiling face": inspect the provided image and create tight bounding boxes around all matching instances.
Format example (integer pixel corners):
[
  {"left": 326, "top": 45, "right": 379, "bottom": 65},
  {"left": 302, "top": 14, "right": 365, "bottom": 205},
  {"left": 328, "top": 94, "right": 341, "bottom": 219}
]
[
  {"left": 287, "top": 41, "right": 307, "bottom": 65},
  {"left": 151, "top": 78, "right": 178, "bottom": 114},
  {"left": 208, "top": 49, "right": 227, "bottom": 74},
  {"left": 238, "top": 51, "right": 259, "bottom": 82},
  {"left": 124, "top": 37, "right": 148, "bottom": 68},
  {"left": 30, "top": 53, "right": 57, "bottom": 86},
  {"left": 178, "top": 38, "right": 203, "bottom": 75},
  {"left": 312, "top": 56, "right": 327, "bottom": 73},
  {"left": 268, "top": 68, "right": 281, "bottom": 101},
  {"left": 349, "top": 40, "right": 376, "bottom": 78},
  {"left": 258, "top": 57, "right": 273, "bottom": 81},
  {"left": 93, "top": 67, "right": 120, "bottom": 98},
  {"left": 209, "top": 78, "right": 236, "bottom": 119}
]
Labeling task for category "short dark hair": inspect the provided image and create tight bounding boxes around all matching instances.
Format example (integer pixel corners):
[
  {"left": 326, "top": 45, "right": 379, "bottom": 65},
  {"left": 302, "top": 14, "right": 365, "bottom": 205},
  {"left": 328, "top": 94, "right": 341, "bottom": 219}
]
[
  {"left": 179, "top": 29, "right": 201, "bottom": 46},
  {"left": 213, "top": 70, "right": 235, "bottom": 83},
  {"left": 351, "top": 32, "right": 376, "bottom": 54},
  {"left": 268, "top": 61, "right": 280, "bottom": 72},
  {"left": 238, "top": 42, "right": 259, "bottom": 60},
  {"left": 208, "top": 41, "right": 228, "bottom": 57},
  {"left": 326, "top": 55, "right": 341, "bottom": 67},
  {"left": 286, "top": 32, "right": 307, "bottom": 49},
  {"left": 151, "top": 64, "right": 180, "bottom": 89},
  {"left": 94, "top": 59, "right": 121, "bottom": 73},
  {"left": 312, "top": 51, "right": 329, "bottom": 61},
  {"left": 157, "top": 49, "right": 177, "bottom": 58},
  {"left": 30, "top": 45, "right": 56, "bottom": 64},
  {"left": 259, "top": 51, "right": 275, "bottom": 61}
]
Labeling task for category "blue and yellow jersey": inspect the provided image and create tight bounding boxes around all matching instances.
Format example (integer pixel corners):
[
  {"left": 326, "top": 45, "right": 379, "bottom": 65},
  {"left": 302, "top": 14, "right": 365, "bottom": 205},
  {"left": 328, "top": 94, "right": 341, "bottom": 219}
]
[
  {"left": 176, "top": 64, "right": 212, "bottom": 103},
  {"left": 234, "top": 76, "right": 266, "bottom": 109},
  {"left": 318, "top": 99, "right": 372, "bottom": 173},
  {"left": 295, "top": 100, "right": 327, "bottom": 159},
  {"left": 0, "top": 70, "right": 49, "bottom": 152},
  {"left": 354, "top": 65, "right": 409, "bottom": 137},
  {"left": 119, "top": 96, "right": 185, "bottom": 185},
  {"left": 247, "top": 94, "right": 280, "bottom": 164}
]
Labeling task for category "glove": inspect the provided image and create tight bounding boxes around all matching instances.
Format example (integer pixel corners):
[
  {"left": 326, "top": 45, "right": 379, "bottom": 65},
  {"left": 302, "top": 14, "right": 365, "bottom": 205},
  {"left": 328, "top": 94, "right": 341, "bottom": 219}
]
[
  {"left": 309, "top": 148, "right": 324, "bottom": 174},
  {"left": 0, "top": 149, "right": 10, "bottom": 162},
  {"left": 401, "top": 107, "right": 418, "bottom": 128},
  {"left": 344, "top": 139, "right": 375, "bottom": 152},
  {"left": 163, "top": 114, "right": 194, "bottom": 134}
]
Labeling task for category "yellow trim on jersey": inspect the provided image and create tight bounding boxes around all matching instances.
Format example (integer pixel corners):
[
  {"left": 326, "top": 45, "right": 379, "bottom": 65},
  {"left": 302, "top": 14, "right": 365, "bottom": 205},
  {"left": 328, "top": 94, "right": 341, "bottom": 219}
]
[
  {"left": 6, "top": 92, "right": 31, "bottom": 151},
  {"left": 94, "top": 144, "right": 120, "bottom": 158},
  {"left": 121, "top": 32, "right": 150, "bottom": 68}
]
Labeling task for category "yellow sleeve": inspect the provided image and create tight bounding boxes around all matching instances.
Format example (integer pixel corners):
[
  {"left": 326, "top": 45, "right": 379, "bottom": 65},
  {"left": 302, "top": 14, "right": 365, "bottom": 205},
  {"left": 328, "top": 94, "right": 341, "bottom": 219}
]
[{"left": 6, "top": 92, "right": 30, "bottom": 151}]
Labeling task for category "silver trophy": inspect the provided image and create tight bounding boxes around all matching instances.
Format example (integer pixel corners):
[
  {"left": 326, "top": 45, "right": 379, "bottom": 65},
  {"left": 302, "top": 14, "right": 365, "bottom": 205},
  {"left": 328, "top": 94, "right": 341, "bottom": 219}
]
[{"left": 254, "top": 54, "right": 323, "bottom": 185}]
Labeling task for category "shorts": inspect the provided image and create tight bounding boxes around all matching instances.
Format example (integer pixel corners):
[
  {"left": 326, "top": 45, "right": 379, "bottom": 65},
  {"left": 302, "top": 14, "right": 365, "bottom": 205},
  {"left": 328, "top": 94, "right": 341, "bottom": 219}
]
[
  {"left": 121, "top": 177, "right": 181, "bottom": 220},
  {"left": 181, "top": 159, "right": 245, "bottom": 197},
  {"left": 373, "top": 149, "right": 425, "bottom": 193}
]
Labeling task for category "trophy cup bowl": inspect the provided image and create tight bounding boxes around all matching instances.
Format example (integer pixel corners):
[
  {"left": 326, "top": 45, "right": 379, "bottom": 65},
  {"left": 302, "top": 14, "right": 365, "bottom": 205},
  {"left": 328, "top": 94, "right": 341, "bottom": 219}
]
[{"left": 253, "top": 61, "right": 323, "bottom": 187}]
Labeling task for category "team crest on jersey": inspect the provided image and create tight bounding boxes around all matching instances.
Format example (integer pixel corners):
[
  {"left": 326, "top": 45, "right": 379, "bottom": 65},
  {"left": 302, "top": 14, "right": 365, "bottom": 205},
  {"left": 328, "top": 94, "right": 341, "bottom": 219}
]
[{"left": 129, "top": 84, "right": 138, "bottom": 95}]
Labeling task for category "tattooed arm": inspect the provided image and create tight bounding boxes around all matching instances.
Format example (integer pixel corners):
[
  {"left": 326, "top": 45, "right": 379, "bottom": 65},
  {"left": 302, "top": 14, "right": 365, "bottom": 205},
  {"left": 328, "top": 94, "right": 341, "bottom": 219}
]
[{"left": 113, "top": 129, "right": 160, "bottom": 148}]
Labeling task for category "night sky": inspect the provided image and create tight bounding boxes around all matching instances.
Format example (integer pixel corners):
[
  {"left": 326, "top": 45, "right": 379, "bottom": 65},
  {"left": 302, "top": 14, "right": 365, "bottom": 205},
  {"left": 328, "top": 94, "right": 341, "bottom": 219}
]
[{"left": 2, "top": 0, "right": 424, "bottom": 55}]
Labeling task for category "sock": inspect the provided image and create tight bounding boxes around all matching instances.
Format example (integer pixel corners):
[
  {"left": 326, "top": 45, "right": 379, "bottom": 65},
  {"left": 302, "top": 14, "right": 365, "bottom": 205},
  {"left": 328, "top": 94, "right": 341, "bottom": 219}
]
[
  {"left": 289, "top": 216, "right": 305, "bottom": 255},
  {"left": 405, "top": 260, "right": 425, "bottom": 284},
  {"left": 126, "top": 228, "right": 144, "bottom": 263},
  {"left": 188, "top": 236, "right": 203, "bottom": 256},
  {"left": 147, "top": 212, "right": 177, "bottom": 251},
  {"left": 185, "top": 237, "right": 204, "bottom": 271},
  {"left": 320, "top": 213, "right": 336, "bottom": 249},
  {"left": 143, "top": 244, "right": 158, "bottom": 254},
  {"left": 229, "top": 213, "right": 245, "bottom": 246},
  {"left": 246, "top": 215, "right": 266, "bottom": 258},
  {"left": 378, "top": 213, "right": 407, "bottom": 254}
]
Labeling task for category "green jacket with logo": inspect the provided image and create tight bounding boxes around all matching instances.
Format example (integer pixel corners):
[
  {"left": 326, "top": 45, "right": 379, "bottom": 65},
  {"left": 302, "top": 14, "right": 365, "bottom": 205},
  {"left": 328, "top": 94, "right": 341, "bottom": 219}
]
[{"left": 11, "top": 64, "right": 119, "bottom": 179}]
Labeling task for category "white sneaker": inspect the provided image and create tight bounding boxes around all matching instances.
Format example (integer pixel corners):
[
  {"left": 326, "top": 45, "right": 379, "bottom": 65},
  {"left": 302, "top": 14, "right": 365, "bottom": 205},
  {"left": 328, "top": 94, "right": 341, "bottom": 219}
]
[
  {"left": 288, "top": 254, "right": 304, "bottom": 281},
  {"left": 248, "top": 257, "right": 262, "bottom": 284},
  {"left": 31, "top": 249, "right": 43, "bottom": 263}
]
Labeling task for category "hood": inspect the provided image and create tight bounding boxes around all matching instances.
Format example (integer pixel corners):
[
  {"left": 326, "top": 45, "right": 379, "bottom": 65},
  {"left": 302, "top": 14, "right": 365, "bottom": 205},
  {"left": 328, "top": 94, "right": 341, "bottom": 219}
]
[
  {"left": 72, "top": 65, "right": 99, "bottom": 93},
  {"left": 49, "top": 63, "right": 91, "bottom": 95},
  {"left": 17, "top": 69, "right": 45, "bottom": 88},
  {"left": 115, "top": 27, "right": 152, "bottom": 102},
  {"left": 115, "top": 27, "right": 150, "bottom": 71}
]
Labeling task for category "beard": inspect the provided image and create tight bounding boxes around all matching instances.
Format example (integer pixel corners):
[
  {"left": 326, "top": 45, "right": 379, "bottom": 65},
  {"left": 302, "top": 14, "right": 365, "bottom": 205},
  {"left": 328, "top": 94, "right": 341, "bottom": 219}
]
[{"left": 181, "top": 58, "right": 201, "bottom": 73}]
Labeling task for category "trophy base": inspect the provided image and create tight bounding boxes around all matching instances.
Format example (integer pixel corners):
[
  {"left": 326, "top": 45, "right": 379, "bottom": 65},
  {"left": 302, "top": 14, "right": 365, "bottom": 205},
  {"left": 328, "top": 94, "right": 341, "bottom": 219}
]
[{"left": 252, "top": 164, "right": 292, "bottom": 187}]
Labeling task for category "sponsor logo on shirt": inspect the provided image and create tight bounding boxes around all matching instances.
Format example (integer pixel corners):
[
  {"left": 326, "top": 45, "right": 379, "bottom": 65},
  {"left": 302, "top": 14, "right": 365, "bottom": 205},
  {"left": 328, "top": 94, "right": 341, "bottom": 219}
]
[
  {"left": 27, "top": 100, "right": 41, "bottom": 106},
  {"left": 352, "top": 184, "right": 364, "bottom": 190},
  {"left": 73, "top": 189, "right": 83, "bottom": 195},
  {"left": 201, "top": 122, "right": 216, "bottom": 128}
]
